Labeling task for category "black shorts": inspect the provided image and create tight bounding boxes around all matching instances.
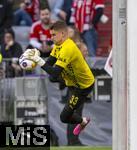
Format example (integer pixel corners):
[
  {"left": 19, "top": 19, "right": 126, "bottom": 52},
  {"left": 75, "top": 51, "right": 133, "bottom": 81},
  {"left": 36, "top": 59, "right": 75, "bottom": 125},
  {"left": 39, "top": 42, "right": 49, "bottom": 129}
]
[{"left": 67, "top": 84, "right": 94, "bottom": 110}]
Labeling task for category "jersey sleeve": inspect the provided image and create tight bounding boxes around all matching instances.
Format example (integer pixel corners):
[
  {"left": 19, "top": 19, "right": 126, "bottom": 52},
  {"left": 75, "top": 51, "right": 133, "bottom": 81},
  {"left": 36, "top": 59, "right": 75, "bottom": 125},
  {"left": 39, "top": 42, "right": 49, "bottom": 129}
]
[
  {"left": 55, "top": 47, "right": 74, "bottom": 69},
  {"left": 30, "top": 24, "right": 39, "bottom": 40}
]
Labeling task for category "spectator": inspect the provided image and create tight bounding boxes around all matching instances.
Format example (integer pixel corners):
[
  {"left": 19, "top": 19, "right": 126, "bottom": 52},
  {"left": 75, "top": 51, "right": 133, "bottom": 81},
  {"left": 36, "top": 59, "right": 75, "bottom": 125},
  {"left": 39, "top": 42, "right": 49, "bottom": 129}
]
[
  {"left": 68, "top": 26, "right": 81, "bottom": 46},
  {"left": 29, "top": 7, "right": 53, "bottom": 57},
  {"left": 0, "top": 0, "right": 13, "bottom": 44},
  {"left": 70, "top": 0, "right": 104, "bottom": 56},
  {"left": 48, "top": 0, "right": 73, "bottom": 25},
  {"left": 47, "top": 0, "right": 64, "bottom": 20},
  {"left": 1, "top": 29, "right": 23, "bottom": 77},
  {"left": 68, "top": 26, "right": 88, "bottom": 58},
  {"left": 14, "top": 0, "right": 40, "bottom": 26},
  {"left": 58, "top": 0, "right": 73, "bottom": 25},
  {"left": 25, "top": 0, "right": 40, "bottom": 22}
]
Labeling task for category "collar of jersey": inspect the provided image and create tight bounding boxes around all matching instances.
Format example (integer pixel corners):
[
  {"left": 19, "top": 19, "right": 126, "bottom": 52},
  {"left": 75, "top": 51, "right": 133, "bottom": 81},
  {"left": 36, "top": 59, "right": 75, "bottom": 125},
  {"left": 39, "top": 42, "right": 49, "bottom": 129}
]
[{"left": 55, "top": 38, "right": 71, "bottom": 49}]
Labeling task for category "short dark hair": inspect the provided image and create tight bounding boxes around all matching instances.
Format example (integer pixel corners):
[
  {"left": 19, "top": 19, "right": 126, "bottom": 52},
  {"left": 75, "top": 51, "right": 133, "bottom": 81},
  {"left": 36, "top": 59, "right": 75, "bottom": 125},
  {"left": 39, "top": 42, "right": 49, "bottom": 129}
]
[
  {"left": 39, "top": 0, "right": 50, "bottom": 11},
  {"left": 40, "top": 6, "right": 50, "bottom": 12},
  {"left": 4, "top": 28, "right": 15, "bottom": 40},
  {"left": 50, "top": 20, "right": 68, "bottom": 31}
]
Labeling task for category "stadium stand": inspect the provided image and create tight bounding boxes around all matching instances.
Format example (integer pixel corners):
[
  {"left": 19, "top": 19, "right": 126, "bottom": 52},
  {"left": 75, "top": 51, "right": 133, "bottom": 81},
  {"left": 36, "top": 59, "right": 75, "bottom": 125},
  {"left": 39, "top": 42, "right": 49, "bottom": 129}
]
[{"left": 97, "top": 0, "right": 112, "bottom": 56}]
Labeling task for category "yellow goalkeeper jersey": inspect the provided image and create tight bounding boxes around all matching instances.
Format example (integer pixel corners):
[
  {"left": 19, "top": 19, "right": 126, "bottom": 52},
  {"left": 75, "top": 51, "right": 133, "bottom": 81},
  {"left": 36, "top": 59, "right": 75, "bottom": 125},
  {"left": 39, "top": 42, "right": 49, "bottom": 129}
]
[{"left": 50, "top": 38, "right": 95, "bottom": 89}]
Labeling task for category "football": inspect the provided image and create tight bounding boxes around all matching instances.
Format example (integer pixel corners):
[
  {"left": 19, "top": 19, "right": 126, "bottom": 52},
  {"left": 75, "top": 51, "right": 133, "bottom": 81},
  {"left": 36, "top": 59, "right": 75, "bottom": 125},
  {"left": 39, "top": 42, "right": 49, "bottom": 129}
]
[{"left": 19, "top": 55, "right": 37, "bottom": 70}]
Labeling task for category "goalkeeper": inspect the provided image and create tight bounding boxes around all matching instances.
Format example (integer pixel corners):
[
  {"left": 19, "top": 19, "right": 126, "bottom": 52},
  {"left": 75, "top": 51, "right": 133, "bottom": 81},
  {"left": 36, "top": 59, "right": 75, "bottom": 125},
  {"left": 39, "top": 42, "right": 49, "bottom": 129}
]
[{"left": 24, "top": 21, "right": 95, "bottom": 135}]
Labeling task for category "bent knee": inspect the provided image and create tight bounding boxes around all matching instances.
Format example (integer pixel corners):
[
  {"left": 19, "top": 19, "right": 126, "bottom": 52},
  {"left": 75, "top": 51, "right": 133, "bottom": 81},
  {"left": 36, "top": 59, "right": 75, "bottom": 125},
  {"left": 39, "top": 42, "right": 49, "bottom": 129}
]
[{"left": 60, "top": 112, "right": 69, "bottom": 123}]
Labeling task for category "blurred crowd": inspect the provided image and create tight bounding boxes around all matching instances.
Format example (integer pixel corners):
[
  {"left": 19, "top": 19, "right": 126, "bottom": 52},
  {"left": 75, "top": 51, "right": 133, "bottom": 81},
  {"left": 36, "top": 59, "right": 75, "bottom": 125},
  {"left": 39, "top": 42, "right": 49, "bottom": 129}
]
[
  {"left": 0, "top": 0, "right": 112, "bottom": 77},
  {"left": 0, "top": 0, "right": 112, "bottom": 146},
  {"left": 0, "top": 0, "right": 111, "bottom": 78},
  {"left": 0, "top": 0, "right": 111, "bottom": 111},
  {"left": 0, "top": 0, "right": 108, "bottom": 61}
]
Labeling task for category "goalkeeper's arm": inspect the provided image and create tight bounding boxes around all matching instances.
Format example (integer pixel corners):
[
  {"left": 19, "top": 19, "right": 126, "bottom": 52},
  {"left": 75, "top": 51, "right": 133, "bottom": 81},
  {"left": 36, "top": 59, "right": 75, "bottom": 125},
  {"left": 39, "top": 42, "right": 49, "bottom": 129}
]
[
  {"left": 41, "top": 63, "right": 63, "bottom": 79},
  {"left": 46, "top": 55, "right": 57, "bottom": 66},
  {"left": 44, "top": 56, "right": 64, "bottom": 82},
  {"left": 38, "top": 55, "right": 63, "bottom": 79}
]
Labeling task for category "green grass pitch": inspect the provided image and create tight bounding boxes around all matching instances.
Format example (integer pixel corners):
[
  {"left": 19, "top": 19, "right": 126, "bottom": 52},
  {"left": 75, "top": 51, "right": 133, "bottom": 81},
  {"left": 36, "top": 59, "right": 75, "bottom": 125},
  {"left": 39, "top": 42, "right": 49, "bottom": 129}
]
[
  {"left": 51, "top": 146, "right": 112, "bottom": 150},
  {"left": 0, "top": 146, "right": 112, "bottom": 150}
]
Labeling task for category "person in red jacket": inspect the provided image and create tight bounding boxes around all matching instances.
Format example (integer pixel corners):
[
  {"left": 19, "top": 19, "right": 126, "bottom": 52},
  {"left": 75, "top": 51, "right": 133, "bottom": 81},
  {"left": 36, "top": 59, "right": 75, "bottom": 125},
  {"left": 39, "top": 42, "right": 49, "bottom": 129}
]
[
  {"left": 70, "top": 0, "right": 105, "bottom": 56},
  {"left": 29, "top": 7, "right": 54, "bottom": 57}
]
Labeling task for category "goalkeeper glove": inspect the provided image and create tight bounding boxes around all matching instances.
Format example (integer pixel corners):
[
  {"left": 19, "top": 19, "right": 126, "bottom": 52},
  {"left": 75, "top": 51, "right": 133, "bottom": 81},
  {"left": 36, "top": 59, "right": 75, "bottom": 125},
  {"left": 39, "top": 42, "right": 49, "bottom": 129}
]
[{"left": 24, "top": 48, "right": 45, "bottom": 66}]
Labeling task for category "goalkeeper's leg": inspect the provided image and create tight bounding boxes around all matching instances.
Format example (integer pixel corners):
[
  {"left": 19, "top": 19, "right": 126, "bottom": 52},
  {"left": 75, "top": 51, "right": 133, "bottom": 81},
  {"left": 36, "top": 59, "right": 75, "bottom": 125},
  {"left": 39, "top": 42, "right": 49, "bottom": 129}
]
[
  {"left": 60, "top": 104, "right": 83, "bottom": 124},
  {"left": 60, "top": 86, "right": 92, "bottom": 135}
]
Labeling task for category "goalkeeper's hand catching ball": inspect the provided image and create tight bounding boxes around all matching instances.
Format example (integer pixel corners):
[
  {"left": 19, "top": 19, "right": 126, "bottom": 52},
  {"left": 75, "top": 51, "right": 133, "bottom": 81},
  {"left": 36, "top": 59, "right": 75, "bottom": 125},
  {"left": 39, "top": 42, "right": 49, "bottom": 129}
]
[{"left": 24, "top": 48, "right": 45, "bottom": 66}]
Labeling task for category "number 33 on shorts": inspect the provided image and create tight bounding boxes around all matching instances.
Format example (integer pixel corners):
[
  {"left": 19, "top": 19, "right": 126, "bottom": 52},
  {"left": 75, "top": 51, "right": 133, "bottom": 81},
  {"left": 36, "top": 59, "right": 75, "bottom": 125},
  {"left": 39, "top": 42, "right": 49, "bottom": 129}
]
[{"left": 69, "top": 95, "right": 79, "bottom": 107}]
